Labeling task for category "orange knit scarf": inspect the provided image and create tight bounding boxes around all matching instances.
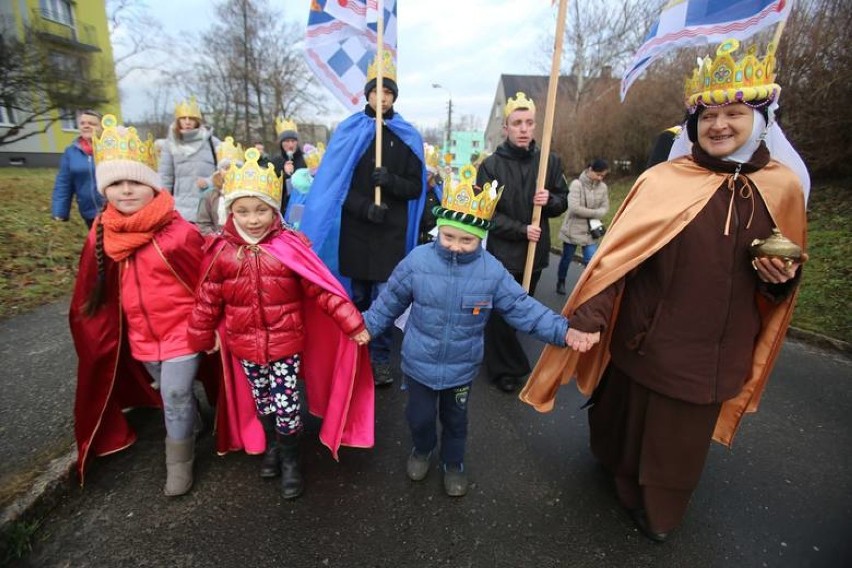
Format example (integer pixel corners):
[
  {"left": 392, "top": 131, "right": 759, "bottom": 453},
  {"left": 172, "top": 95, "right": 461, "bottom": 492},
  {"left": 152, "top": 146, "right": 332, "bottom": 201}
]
[{"left": 100, "top": 191, "right": 176, "bottom": 262}]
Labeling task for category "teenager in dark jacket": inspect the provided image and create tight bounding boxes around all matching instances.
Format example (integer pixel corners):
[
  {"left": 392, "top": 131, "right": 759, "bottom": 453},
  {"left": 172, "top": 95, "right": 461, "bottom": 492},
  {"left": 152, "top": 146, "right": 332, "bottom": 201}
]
[{"left": 476, "top": 92, "right": 569, "bottom": 393}]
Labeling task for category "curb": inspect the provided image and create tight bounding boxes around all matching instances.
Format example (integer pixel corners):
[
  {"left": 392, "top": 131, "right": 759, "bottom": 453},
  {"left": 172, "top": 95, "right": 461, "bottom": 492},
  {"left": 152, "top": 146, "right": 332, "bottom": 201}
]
[{"left": 0, "top": 445, "right": 75, "bottom": 557}]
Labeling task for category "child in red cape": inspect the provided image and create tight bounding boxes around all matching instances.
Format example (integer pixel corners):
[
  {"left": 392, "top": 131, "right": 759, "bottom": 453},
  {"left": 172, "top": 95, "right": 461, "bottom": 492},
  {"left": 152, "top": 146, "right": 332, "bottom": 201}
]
[
  {"left": 70, "top": 115, "right": 213, "bottom": 496},
  {"left": 188, "top": 148, "right": 372, "bottom": 500}
]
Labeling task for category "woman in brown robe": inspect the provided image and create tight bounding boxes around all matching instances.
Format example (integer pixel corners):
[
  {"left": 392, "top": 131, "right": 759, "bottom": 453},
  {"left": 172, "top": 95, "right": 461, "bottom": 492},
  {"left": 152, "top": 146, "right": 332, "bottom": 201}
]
[{"left": 520, "top": 39, "right": 808, "bottom": 542}]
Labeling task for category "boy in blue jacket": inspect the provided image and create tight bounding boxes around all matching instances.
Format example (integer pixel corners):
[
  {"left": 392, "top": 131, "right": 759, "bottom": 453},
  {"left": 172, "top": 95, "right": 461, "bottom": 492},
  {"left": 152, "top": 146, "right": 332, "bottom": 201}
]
[{"left": 362, "top": 166, "right": 587, "bottom": 497}]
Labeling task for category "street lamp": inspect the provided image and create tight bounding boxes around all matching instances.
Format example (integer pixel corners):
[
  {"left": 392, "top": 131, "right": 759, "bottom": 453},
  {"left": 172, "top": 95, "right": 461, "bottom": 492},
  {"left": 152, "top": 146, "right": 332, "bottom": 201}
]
[{"left": 432, "top": 83, "right": 452, "bottom": 164}]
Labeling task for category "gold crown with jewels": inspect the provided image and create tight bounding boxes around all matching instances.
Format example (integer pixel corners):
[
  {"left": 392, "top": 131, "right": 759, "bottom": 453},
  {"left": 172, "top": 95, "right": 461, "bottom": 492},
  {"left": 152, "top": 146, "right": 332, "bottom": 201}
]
[
  {"left": 424, "top": 143, "right": 440, "bottom": 171},
  {"left": 504, "top": 91, "right": 536, "bottom": 118},
  {"left": 275, "top": 117, "right": 298, "bottom": 136},
  {"left": 93, "top": 114, "right": 158, "bottom": 169},
  {"left": 222, "top": 147, "right": 282, "bottom": 204},
  {"left": 216, "top": 136, "right": 245, "bottom": 164},
  {"left": 366, "top": 50, "right": 397, "bottom": 83},
  {"left": 685, "top": 38, "right": 780, "bottom": 110},
  {"left": 438, "top": 164, "right": 503, "bottom": 225},
  {"left": 303, "top": 142, "right": 325, "bottom": 171},
  {"left": 174, "top": 95, "right": 202, "bottom": 120}
]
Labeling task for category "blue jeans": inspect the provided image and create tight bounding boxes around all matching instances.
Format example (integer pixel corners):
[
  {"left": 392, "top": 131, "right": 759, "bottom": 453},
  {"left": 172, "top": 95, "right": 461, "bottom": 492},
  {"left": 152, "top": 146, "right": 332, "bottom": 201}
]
[
  {"left": 350, "top": 279, "right": 391, "bottom": 364},
  {"left": 405, "top": 376, "right": 471, "bottom": 467},
  {"left": 557, "top": 242, "right": 599, "bottom": 280}
]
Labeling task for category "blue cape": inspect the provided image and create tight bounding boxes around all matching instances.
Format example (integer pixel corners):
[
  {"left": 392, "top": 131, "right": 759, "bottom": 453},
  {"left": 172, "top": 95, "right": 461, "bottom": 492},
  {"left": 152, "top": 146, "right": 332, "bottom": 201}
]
[{"left": 300, "top": 110, "right": 426, "bottom": 283}]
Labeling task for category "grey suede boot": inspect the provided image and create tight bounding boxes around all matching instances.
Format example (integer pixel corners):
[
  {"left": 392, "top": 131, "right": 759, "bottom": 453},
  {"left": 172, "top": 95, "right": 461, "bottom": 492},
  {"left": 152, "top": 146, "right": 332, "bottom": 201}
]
[
  {"left": 278, "top": 434, "right": 304, "bottom": 500},
  {"left": 258, "top": 414, "right": 280, "bottom": 479},
  {"left": 164, "top": 437, "right": 194, "bottom": 497}
]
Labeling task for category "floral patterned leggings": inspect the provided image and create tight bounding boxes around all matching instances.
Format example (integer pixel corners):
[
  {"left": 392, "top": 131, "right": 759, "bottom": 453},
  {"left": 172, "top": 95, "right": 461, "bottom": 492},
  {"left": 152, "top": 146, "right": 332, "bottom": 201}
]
[{"left": 240, "top": 354, "right": 303, "bottom": 436}]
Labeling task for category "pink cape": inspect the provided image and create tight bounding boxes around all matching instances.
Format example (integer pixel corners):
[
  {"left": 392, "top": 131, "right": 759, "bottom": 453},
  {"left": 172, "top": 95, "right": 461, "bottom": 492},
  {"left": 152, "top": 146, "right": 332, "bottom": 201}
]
[{"left": 209, "top": 229, "right": 375, "bottom": 459}]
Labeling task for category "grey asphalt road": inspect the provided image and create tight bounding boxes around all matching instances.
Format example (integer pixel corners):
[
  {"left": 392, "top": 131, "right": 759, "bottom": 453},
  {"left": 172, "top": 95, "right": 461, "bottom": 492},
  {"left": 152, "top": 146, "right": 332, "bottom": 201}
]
[{"left": 9, "top": 255, "right": 852, "bottom": 567}]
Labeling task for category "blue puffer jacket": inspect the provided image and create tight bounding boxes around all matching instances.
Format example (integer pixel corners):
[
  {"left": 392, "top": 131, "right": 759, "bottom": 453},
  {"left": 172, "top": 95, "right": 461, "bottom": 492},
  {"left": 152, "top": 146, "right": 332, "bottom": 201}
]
[
  {"left": 363, "top": 241, "right": 569, "bottom": 390},
  {"left": 51, "top": 140, "right": 102, "bottom": 222}
]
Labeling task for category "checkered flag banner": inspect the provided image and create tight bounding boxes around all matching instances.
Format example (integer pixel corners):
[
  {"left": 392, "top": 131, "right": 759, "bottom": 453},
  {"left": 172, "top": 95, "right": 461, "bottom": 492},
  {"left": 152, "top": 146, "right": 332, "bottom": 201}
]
[{"left": 305, "top": 0, "right": 398, "bottom": 112}]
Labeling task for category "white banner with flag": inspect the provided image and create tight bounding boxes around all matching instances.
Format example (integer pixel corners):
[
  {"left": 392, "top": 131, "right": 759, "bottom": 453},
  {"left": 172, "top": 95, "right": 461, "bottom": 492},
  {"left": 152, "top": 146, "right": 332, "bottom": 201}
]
[
  {"left": 304, "top": 0, "right": 398, "bottom": 112},
  {"left": 621, "top": 0, "right": 793, "bottom": 101}
]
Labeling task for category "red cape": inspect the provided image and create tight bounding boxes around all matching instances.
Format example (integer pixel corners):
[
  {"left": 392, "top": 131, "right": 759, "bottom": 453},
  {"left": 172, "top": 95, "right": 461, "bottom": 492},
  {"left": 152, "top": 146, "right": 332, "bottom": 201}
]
[
  {"left": 204, "top": 228, "right": 375, "bottom": 459},
  {"left": 70, "top": 218, "right": 220, "bottom": 484}
]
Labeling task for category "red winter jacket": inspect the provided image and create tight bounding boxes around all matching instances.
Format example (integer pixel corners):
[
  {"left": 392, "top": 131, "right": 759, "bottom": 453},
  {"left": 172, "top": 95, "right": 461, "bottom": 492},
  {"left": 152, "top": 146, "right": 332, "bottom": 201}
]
[
  {"left": 119, "top": 214, "right": 205, "bottom": 362},
  {"left": 188, "top": 218, "right": 365, "bottom": 364}
]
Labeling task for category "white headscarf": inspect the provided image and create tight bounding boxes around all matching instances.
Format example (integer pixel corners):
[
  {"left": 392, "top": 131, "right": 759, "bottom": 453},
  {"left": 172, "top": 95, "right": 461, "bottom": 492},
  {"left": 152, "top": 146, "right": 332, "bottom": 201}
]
[{"left": 668, "top": 101, "right": 811, "bottom": 203}]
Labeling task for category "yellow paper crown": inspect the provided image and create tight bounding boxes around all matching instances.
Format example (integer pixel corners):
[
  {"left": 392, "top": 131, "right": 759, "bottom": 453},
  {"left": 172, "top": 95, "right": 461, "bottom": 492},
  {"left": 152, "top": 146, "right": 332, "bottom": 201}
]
[
  {"left": 275, "top": 117, "right": 298, "bottom": 137},
  {"left": 439, "top": 164, "right": 503, "bottom": 224},
  {"left": 303, "top": 142, "right": 325, "bottom": 171},
  {"left": 216, "top": 136, "right": 245, "bottom": 164},
  {"left": 685, "top": 38, "right": 780, "bottom": 110},
  {"left": 222, "top": 148, "right": 282, "bottom": 205},
  {"left": 93, "top": 114, "right": 158, "bottom": 170},
  {"left": 424, "top": 144, "right": 440, "bottom": 171},
  {"left": 504, "top": 92, "right": 536, "bottom": 118},
  {"left": 366, "top": 50, "right": 397, "bottom": 83},
  {"left": 174, "top": 96, "right": 202, "bottom": 120}
]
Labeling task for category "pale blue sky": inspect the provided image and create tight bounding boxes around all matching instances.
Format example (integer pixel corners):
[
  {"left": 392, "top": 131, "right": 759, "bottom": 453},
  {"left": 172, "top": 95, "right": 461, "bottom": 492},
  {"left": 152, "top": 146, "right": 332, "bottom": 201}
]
[{"left": 119, "top": 0, "right": 557, "bottom": 130}]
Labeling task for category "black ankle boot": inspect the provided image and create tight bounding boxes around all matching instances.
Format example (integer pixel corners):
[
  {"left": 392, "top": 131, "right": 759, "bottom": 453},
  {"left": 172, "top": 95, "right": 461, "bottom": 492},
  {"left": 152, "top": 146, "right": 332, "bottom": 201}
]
[
  {"left": 258, "top": 415, "right": 279, "bottom": 478},
  {"left": 556, "top": 280, "right": 566, "bottom": 295},
  {"left": 278, "top": 434, "right": 303, "bottom": 500}
]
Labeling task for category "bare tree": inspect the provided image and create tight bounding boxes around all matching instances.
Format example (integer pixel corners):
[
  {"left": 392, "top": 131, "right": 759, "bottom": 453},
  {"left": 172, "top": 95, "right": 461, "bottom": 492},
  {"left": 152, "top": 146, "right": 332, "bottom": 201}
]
[
  {"left": 775, "top": 0, "right": 852, "bottom": 177},
  {"left": 107, "top": 0, "right": 173, "bottom": 82},
  {"left": 0, "top": 24, "right": 108, "bottom": 147},
  {"left": 190, "top": 0, "right": 326, "bottom": 145}
]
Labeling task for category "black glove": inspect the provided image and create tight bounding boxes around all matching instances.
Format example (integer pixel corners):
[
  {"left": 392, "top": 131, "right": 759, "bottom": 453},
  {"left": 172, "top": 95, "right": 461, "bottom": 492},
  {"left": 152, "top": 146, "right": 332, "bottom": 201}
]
[
  {"left": 366, "top": 202, "right": 388, "bottom": 224},
  {"left": 371, "top": 167, "right": 393, "bottom": 188}
]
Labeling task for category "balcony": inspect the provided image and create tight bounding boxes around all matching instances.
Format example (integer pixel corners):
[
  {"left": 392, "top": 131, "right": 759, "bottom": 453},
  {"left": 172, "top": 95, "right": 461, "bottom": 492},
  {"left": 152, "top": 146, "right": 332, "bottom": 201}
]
[{"left": 30, "top": 9, "right": 101, "bottom": 53}]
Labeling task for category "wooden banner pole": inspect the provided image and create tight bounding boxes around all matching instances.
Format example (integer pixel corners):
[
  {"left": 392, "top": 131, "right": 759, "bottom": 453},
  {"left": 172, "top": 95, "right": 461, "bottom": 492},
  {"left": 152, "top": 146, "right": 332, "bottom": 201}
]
[
  {"left": 522, "top": 0, "right": 569, "bottom": 291},
  {"left": 374, "top": 0, "right": 385, "bottom": 205}
]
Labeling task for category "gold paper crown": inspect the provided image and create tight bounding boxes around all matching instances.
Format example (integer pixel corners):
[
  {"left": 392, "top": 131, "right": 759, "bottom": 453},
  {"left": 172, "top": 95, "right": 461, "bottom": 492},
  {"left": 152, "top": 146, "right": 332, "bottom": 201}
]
[
  {"left": 440, "top": 164, "right": 503, "bottom": 224},
  {"left": 93, "top": 114, "right": 158, "bottom": 170},
  {"left": 174, "top": 96, "right": 202, "bottom": 120},
  {"left": 504, "top": 92, "right": 536, "bottom": 117},
  {"left": 275, "top": 117, "right": 298, "bottom": 136},
  {"left": 366, "top": 50, "right": 397, "bottom": 83},
  {"left": 216, "top": 136, "right": 245, "bottom": 164},
  {"left": 685, "top": 39, "right": 780, "bottom": 110},
  {"left": 424, "top": 144, "right": 440, "bottom": 171},
  {"left": 222, "top": 148, "right": 282, "bottom": 205},
  {"left": 303, "top": 142, "right": 325, "bottom": 171}
]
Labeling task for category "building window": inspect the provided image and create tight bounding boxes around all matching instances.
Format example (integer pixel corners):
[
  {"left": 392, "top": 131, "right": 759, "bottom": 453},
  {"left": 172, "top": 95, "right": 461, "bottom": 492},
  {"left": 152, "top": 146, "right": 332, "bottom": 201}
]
[
  {"left": 0, "top": 103, "right": 16, "bottom": 126},
  {"left": 59, "top": 108, "right": 77, "bottom": 131},
  {"left": 41, "top": 0, "right": 74, "bottom": 26}
]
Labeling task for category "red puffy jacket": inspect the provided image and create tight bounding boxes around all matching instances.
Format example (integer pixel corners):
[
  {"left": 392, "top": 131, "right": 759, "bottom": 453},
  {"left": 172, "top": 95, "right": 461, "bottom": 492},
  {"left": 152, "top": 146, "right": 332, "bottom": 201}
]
[
  {"left": 188, "top": 219, "right": 365, "bottom": 364},
  {"left": 119, "top": 214, "right": 205, "bottom": 362}
]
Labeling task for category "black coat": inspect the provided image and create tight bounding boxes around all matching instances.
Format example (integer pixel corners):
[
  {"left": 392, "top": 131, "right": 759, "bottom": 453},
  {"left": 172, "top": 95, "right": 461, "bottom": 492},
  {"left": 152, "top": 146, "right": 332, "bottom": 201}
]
[
  {"left": 476, "top": 140, "right": 568, "bottom": 273},
  {"left": 339, "top": 106, "right": 423, "bottom": 282}
]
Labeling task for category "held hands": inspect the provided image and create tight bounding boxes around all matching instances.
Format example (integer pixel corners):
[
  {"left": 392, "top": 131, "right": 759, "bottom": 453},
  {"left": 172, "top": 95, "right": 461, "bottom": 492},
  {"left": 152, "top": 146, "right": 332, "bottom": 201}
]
[
  {"left": 752, "top": 253, "right": 808, "bottom": 284},
  {"left": 206, "top": 334, "right": 221, "bottom": 355},
  {"left": 526, "top": 224, "right": 542, "bottom": 242},
  {"left": 366, "top": 202, "right": 389, "bottom": 224},
  {"left": 566, "top": 328, "right": 601, "bottom": 353},
  {"left": 533, "top": 188, "right": 550, "bottom": 206},
  {"left": 371, "top": 167, "right": 393, "bottom": 188},
  {"left": 351, "top": 329, "right": 371, "bottom": 345},
  {"left": 196, "top": 177, "right": 209, "bottom": 190}
]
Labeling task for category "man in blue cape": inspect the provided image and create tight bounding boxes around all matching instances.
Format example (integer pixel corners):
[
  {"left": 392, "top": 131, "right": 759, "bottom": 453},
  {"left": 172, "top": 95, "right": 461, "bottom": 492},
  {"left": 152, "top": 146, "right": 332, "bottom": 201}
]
[{"left": 300, "top": 52, "right": 427, "bottom": 387}]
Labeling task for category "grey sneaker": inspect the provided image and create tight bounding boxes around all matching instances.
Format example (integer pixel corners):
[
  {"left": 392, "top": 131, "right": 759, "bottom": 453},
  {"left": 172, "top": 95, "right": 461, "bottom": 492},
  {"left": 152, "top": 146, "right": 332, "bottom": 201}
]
[
  {"left": 443, "top": 464, "right": 468, "bottom": 497},
  {"left": 406, "top": 449, "right": 432, "bottom": 481},
  {"left": 373, "top": 363, "right": 394, "bottom": 386}
]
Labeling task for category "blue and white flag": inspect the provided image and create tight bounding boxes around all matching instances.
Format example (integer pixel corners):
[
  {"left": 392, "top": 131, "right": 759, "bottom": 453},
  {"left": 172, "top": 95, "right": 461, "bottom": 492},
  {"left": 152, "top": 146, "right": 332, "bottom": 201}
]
[
  {"left": 304, "top": 0, "right": 398, "bottom": 112},
  {"left": 621, "top": 0, "right": 793, "bottom": 101}
]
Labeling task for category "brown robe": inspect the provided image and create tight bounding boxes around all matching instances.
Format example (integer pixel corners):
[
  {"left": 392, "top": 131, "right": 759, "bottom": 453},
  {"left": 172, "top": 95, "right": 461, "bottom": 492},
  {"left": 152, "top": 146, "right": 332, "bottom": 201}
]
[{"left": 520, "top": 153, "right": 807, "bottom": 447}]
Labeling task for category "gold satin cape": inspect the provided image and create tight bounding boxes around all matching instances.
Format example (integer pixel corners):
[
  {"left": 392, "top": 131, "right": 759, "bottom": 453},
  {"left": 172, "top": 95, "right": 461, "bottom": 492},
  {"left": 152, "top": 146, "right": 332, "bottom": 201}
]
[{"left": 519, "top": 156, "right": 807, "bottom": 447}]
